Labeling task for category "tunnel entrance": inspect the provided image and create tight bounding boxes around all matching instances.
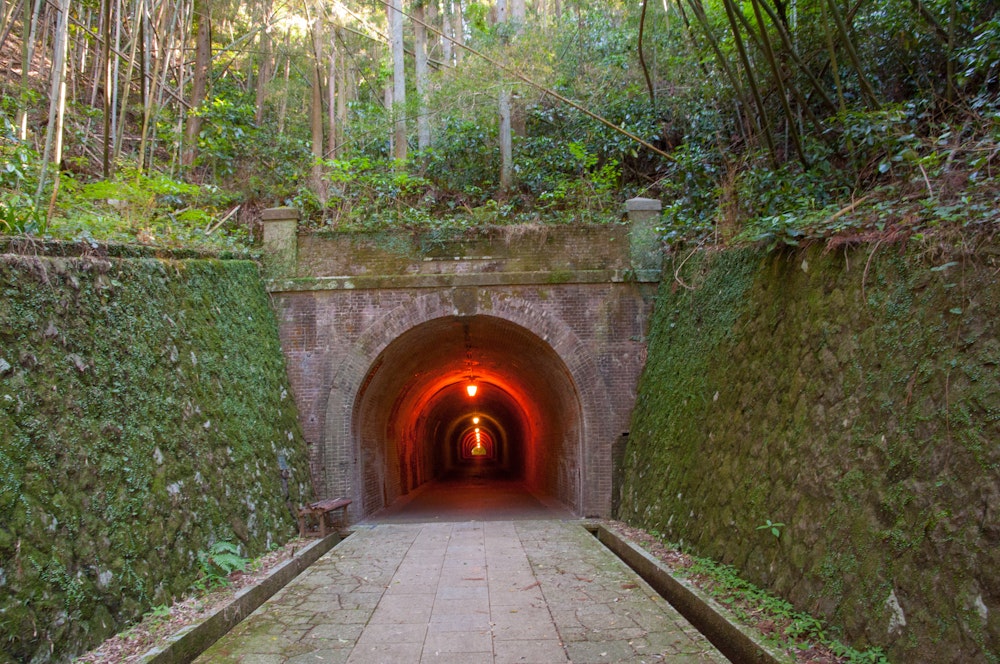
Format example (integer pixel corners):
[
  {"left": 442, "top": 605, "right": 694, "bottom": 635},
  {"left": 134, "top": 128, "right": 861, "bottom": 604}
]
[{"left": 353, "top": 315, "right": 582, "bottom": 519}]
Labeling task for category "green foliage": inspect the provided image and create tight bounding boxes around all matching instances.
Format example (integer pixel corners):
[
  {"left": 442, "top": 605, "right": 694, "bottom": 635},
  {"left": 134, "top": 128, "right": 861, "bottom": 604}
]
[
  {"left": 756, "top": 519, "right": 785, "bottom": 539},
  {"left": 651, "top": 539, "right": 889, "bottom": 663},
  {"left": 0, "top": 191, "right": 46, "bottom": 236},
  {"left": 146, "top": 604, "right": 171, "bottom": 619},
  {"left": 193, "top": 541, "right": 249, "bottom": 592},
  {"left": 957, "top": 16, "right": 1000, "bottom": 91},
  {"left": 1, "top": 0, "right": 996, "bottom": 246},
  {"left": 39, "top": 169, "right": 248, "bottom": 250},
  {"left": 0, "top": 113, "right": 46, "bottom": 235}
]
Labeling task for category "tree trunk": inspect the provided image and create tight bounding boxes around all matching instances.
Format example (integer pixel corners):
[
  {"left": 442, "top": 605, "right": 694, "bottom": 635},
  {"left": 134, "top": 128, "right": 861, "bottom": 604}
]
[
  {"left": 254, "top": 0, "right": 272, "bottom": 125},
  {"left": 17, "top": 0, "right": 43, "bottom": 140},
  {"left": 441, "top": 0, "right": 453, "bottom": 65},
  {"left": 749, "top": 0, "right": 806, "bottom": 167},
  {"left": 497, "top": 0, "right": 512, "bottom": 191},
  {"left": 0, "top": 0, "right": 25, "bottom": 54},
  {"left": 824, "top": 0, "right": 879, "bottom": 109},
  {"left": 113, "top": 0, "right": 144, "bottom": 161},
  {"left": 451, "top": 0, "right": 463, "bottom": 64},
  {"left": 721, "top": 0, "right": 778, "bottom": 165},
  {"left": 336, "top": 25, "right": 348, "bottom": 156},
  {"left": 183, "top": 0, "right": 211, "bottom": 166},
  {"left": 102, "top": 0, "right": 112, "bottom": 176},
  {"left": 277, "top": 27, "right": 290, "bottom": 134},
  {"left": 499, "top": 87, "right": 512, "bottom": 191},
  {"left": 327, "top": 24, "right": 337, "bottom": 158},
  {"left": 425, "top": 0, "right": 440, "bottom": 62},
  {"left": 310, "top": 18, "right": 326, "bottom": 198},
  {"left": 414, "top": 2, "right": 430, "bottom": 151},
  {"left": 510, "top": 0, "right": 524, "bottom": 25},
  {"left": 385, "top": 81, "right": 393, "bottom": 156},
  {"left": 35, "top": 0, "right": 70, "bottom": 211},
  {"left": 390, "top": 0, "right": 406, "bottom": 161},
  {"left": 142, "top": 0, "right": 179, "bottom": 173}
]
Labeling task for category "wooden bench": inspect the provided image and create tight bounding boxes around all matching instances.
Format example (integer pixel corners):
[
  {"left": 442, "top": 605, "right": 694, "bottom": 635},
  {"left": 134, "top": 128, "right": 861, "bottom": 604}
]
[{"left": 297, "top": 498, "right": 352, "bottom": 538}]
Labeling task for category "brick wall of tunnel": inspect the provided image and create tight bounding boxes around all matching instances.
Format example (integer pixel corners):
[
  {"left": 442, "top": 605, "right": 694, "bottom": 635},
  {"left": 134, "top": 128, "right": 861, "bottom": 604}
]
[{"left": 272, "top": 282, "right": 653, "bottom": 519}]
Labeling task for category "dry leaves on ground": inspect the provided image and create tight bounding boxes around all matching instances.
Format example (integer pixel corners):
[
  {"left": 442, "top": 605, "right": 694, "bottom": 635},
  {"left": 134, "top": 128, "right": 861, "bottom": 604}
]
[{"left": 75, "top": 538, "right": 314, "bottom": 664}]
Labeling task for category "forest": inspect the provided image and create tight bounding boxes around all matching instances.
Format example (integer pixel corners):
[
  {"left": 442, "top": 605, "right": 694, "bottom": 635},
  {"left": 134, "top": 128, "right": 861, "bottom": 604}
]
[{"left": 0, "top": 0, "right": 997, "bottom": 250}]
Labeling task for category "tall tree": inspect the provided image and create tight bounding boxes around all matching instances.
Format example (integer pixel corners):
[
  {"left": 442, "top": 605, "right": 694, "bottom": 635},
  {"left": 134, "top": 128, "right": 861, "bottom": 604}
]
[
  {"left": 335, "top": 24, "right": 349, "bottom": 156},
  {"left": 35, "top": 0, "right": 71, "bottom": 216},
  {"left": 183, "top": 0, "right": 212, "bottom": 167},
  {"left": 390, "top": 0, "right": 406, "bottom": 161},
  {"left": 327, "top": 23, "right": 338, "bottom": 157},
  {"left": 254, "top": 0, "right": 273, "bottom": 125},
  {"left": 496, "top": 0, "right": 522, "bottom": 191},
  {"left": 17, "top": 0, "right": 43, "bottom": 140},
  {"left": 310, "top": 17, "right": 326, "bottom": 197},
  {"left": 276, "top": 27, "right": 291, "bottom": 134},
  {"left": 413, "top": 1, "right": 430, "bottom": 151},
  {"left": 101, "top": 0, "right": 112, "bottom": 176},
  {"left": 451, "top": 0, "right": 463, "bottom": 64},
  {"left": 441, "top": 0, "right": 453, "bottom": 64}
]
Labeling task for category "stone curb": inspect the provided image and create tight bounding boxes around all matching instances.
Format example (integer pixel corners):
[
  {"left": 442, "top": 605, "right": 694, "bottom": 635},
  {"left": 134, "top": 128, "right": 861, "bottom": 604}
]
[
  {"left": 139, "top": 532, "right": 345, "bottom": 664},
  {"left": 590, "top": 524, "right": 792, "bottom": 664}
]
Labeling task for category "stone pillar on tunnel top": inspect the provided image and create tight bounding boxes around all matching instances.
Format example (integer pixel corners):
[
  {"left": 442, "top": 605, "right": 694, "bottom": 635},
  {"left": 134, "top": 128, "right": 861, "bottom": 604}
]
[
  {"left": 625, "top": 197, "right": 663, "bottom": 280},
  {"left": 261, "top": 207, "right": 299, "bottom": 278}
]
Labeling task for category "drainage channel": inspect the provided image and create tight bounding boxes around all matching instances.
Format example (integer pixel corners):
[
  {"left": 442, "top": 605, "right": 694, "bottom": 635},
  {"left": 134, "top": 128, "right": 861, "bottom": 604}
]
[
  {"left": 584, "top": 523, "right": 786, "bottom": 664},
  {"left": 139, "top": 530, "right": 350, "bottom": 664}
]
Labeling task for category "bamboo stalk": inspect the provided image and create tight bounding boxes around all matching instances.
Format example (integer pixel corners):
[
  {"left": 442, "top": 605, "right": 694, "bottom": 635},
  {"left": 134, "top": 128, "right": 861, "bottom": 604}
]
[
  {"left": 721, "top": 0, "right": 778, "bottom": 165},
  {"left": 749, "top": 0, "right": 807, "bottom": 167},
  {"left": 825, "top": 0, "right": 879, "bottom": 109}
]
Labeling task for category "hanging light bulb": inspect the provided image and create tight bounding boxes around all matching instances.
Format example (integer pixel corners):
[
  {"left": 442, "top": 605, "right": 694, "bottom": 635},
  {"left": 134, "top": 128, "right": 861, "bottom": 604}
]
[{"left": 466, "top": 382, "right": 477, "bottom": 397}]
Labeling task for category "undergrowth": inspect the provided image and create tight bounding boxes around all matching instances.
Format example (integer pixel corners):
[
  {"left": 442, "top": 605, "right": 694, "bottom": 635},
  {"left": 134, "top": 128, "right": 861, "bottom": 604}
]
[{"left": 645, "top": 529, "right": 889, "bottom": 664}]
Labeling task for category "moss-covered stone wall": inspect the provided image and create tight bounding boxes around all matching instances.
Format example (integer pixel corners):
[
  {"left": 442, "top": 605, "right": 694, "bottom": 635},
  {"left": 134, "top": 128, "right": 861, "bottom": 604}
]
[
  {"left": 0, "top": 254, "right": 311, "bottom": 662},
  {"left": 620, "top": 242, "right": 999, "bottom": 663}
]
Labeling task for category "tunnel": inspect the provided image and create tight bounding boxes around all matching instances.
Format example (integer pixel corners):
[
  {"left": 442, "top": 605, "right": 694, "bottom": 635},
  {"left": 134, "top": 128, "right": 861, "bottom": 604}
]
[{"left": 352, "top": 314, "right": 582, "bottom": 518}]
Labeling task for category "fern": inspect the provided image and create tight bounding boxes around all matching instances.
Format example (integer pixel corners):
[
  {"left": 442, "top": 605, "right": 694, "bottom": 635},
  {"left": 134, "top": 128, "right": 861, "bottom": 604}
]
[{"left": 193, "top": 541, "right": 248, "bottom": 592}]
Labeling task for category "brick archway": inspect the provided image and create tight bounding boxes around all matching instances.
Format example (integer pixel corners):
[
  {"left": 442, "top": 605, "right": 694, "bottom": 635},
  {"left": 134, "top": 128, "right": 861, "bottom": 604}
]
[
  {"left": 268, "top": 226, "right": 654, "bottom": 520},
  {"left": 320, "top": 289, "right": 614, "bottom": 519}
]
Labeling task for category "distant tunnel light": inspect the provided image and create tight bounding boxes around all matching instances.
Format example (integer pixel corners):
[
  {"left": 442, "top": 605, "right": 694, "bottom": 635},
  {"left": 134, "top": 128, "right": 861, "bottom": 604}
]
[
  {"left": 472, "top": 416, "right": 480, "bottom": 424},
  {"left": 466, "top": 383, "right": 478, "bottom": 397}
]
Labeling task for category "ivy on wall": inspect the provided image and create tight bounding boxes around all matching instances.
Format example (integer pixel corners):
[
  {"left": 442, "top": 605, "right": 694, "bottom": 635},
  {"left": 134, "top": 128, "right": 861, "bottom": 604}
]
[
  {"left": 0, "top": 254, "right": 311, "bottom": 662},
  {"left": 621, "top": 242, "right": 1000, "bottom": 663}
]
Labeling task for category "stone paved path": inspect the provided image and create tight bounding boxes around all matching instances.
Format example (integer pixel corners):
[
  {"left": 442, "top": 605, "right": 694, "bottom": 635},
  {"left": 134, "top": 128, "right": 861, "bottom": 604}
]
[{"left": 195, "top": 521, "right": 728, "bottom": 663}]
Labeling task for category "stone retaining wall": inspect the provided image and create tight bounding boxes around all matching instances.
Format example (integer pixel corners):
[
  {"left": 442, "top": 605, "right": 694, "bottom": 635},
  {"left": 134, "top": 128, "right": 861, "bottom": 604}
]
[{"left": 621, "top": 242, "right": 999, "bottom": 662}]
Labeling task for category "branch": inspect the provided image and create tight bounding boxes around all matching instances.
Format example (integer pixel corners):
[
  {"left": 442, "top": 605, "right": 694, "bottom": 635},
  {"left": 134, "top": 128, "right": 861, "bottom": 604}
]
[
  {"left": 907, "top": 0, "right": 951, "bottom": 45},
  {"left": 638, "top": 0, "right": 655, "bottom": 107}
]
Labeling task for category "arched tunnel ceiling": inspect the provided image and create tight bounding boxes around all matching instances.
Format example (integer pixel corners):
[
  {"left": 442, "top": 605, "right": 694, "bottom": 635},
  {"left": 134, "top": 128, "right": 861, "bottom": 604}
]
[
  {"left": 361, "top": 315, "right": 577, "bottom": 424},
  {"left": 355, "top": 314, "right": 583, "bottom": 514}
]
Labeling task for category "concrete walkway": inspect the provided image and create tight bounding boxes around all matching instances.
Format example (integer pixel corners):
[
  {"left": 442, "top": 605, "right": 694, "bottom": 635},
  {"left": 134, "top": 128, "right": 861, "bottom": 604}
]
[{"left": 196, "top": 521, "right": 728, "bottom": 663}]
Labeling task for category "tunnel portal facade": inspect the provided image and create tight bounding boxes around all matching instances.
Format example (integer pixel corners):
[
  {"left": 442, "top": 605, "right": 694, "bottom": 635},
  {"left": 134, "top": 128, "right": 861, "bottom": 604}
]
[{"left": 266, "top": 225, "right": 657, "bottom": 520}]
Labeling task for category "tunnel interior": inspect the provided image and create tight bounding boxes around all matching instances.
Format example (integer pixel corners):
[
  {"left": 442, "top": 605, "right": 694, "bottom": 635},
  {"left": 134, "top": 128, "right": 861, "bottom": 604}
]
[{"left": 353, "top": 315, "right": 582, "bottom": 518}]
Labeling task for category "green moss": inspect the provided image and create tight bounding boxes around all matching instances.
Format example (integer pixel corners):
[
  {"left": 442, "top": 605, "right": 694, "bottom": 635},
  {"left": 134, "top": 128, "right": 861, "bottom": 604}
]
[
  {"left": 0, "top": 254, "right": 309, "bottom": 662},
  {"left": 621, "top": 241, "right": 1000, "bottom": 662}
]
